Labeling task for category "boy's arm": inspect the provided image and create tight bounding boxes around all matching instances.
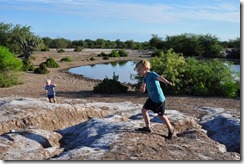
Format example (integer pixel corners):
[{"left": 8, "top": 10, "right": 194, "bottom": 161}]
[
  {"left": 140, "top": 83, "right": 146, "bottom": 92},
  {"left": 157, "top": 76, "right": 173, "bottom": 86}
]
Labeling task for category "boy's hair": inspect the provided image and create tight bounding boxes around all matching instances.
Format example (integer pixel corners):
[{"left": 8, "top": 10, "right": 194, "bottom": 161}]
[
  {"left": 135, "top": 60, "right": 151, "bottom": 70},
  {"left": 46, "top": 79, "right": 51, "bottom": 84}
]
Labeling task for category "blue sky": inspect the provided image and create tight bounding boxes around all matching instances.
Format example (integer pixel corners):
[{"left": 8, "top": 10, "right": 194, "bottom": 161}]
[{"left": 0, "top": 0, "right": 240, "bottom": 42}]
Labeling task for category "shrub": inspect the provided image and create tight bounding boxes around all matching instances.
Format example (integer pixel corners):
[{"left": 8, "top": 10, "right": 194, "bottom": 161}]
[
  {"left": 150, "top": 49, "right": 187, "bottom": 94},
  {"left": 146, "top": 49, "right": 239, "bottom": 98},
  {"left": 93, "top": 73, "right": 128, "bottom": 94},
  {"left": 118, "top": 49, "right": 128, "bottom": 57},
  {"left": 0, "top": 46, "right": 23, "bottom": 87},
  {"left": 90, "top": 57, "right": 95, "bottom": 61},
  {"left": 40, "top": 46, "right": 50, "bottom": 51},
  {"left": 0, "top": 46, "right": 23, "bottom": 72},
  {"left": 34, "top": 62, "right": 49, "bottom": 74},
  {"left": 103, "top": 56, "right": 109, "bottom": 60},
  {"left": 0, "top": 71, "right": 21, "bottom": 87},
  {"left": 151, "top": 49, "right": 163, "bottom": 57},
  {"left": 60, "top": 57, "right": 72, "bottom": 62},
  {"left": 97, "top": 52, "right": 108, "bottom": 57},
  {"left": 57, "top": 49, "right": 65, "bottom": 53},
  {"left": 45, "top": 57, "right": 59, "bottom": 68},
  {"left": 74, "top": 46, "right": 82, "bottom": 52},
  {"left": 109, "top": 50, "right": 120, "bottom": 57},
  {"left": 22, "top": 59, "right": 35, "bottom": 71}
]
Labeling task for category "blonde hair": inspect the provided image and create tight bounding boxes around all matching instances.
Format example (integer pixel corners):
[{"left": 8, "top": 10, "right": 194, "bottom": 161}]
[
  {"left": 135, "top": 60, "right": 151, "bottom": 70},
  {"left": 46, "top": 79, "right": 51, "bottom": 84}
]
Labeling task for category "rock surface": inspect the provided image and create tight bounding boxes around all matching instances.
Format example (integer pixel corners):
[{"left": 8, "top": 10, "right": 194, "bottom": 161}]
[{"left": 0, "top": 97, "right": 240, "bottom": 160}]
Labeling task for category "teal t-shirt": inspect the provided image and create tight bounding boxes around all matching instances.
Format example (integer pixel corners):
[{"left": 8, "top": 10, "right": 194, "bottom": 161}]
[{"left": 144, "top": 71, "right": 165, "bottom": 103}]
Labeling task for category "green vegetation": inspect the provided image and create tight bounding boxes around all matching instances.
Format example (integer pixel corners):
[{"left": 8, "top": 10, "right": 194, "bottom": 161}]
[
  {"left": 74, "top": 46, "right": 82, "bottom": 52},
  {"left": 0, "top": 46, "right": 23, "bottom": 87},
  {"left": 149, "top": 49, "right": 239, "bottom": 98},
  {"left": 57, "top": 49, "right": 65, "bottom": 53},
  {"left": 89, "top": 57, "right": 96, "bottom": 61},
  {"left": 60, "top": 57, "right": 73, "bottom": 62},
  {"left": 34, "top": 63, "right": 49, "bottom": 74},
  {"left": 93, "top": 73, "right": 128, "bottom": 94},
  {"left": 0, "top": 22, "right": 43, "bottom": 59},
  {"left": 33, "top": 57, "right": 59, "bottom": 74},
  {"left": 44, "top": 57, "right": 60, "bottom": 68},
  {"left": 0, "top": 21, "right": 240, "bottom": 95},
  {"left": 22, "top": 58, "right": 35, "bottom": 71}
]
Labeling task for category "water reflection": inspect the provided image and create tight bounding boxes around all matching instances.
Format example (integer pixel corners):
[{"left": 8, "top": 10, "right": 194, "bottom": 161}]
[{"left": 68, "top": 61, "right": 137, "bottom": 84}]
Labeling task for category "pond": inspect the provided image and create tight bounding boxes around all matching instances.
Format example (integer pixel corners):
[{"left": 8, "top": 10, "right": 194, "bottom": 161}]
[
  {"left": 68, "top": 61, "right": 240, "bottom": 84},
  {"left": 68, "top": 61, "right": 138, "bottom": 84}
]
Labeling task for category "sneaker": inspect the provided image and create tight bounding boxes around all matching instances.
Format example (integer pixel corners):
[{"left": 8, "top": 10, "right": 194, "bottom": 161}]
[
  {"left": 135, "top": 127, "right": 152, "bottom": 132},
  {"left": 167, "top": 128, "right": 174, "bottom": 139}
]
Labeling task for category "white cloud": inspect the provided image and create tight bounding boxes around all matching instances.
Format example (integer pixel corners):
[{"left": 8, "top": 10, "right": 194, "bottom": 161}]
[{"left": 0, "top": 0, "right": 240, "bottom": 24}]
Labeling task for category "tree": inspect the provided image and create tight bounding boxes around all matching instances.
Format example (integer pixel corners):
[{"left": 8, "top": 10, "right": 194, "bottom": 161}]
[
  {"left": 20, "top": 33, "right": 43, "bottom": 59},
  {"left": 149, "top": 34, "right": 164, "bottom": 49},
  {"left": 125, "top": 40, "right": 135, "bottom": 49},
  {"left": 0, "top": 22, "right": 43, "bottom": 58}
]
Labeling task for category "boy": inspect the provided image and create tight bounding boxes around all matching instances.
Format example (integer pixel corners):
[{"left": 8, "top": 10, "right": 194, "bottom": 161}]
[
  {"left": 45, "top": 79, "right": 56, "bottom": 103},
  {"left": 135, "top": 60, "right": 174, "bottom": 139}
]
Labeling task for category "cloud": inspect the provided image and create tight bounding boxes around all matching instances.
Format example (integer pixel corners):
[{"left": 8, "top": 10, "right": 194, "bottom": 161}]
[{"left": 0, "top": 0, "right": 240, "bottom": 24}]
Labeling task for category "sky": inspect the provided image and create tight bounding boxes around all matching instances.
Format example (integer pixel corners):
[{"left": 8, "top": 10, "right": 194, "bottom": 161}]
[{"left": 0, "top": 0, "right": 241, "bottom": 42}]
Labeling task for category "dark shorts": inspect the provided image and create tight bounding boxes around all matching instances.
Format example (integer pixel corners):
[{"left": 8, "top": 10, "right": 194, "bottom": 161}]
[
  {"left": 48, "top": 95, "right": 55, "bottom": 99},
  {"left": 143, "top": 98, "right": 166, "bottom": 116}
]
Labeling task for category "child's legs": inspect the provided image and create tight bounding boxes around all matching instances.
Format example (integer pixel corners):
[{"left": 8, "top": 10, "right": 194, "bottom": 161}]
[
  {"left": 142, "top": 108, "right": 151, "bottom": 128},
  {"left": 160, "top": 115, "right": 173, "bottom": 130}
]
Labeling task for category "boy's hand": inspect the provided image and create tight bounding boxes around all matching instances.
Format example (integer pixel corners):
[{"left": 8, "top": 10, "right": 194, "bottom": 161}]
[
  {"left": 140, "top": 85, "right": 146, "bottom": 92},
  {"left": 166, "top": 81, "right": 174, "bottom": 86}
]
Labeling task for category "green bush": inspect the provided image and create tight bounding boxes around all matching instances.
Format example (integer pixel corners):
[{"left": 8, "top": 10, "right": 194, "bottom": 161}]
[
  {"left": 40, "top": 46, "right": 50, "bottom": 51},
  {"left": 0, "top": 71, "right": 21, "bottom": 87},
  {"left": 0, "top": 46, "right": 23, "bottom": 72},
  {"left": 74, "top": 46, "right": 82, "bottom": 52},
  {"left": 118, "top": 49, "right": 128, "bottom": 57},
  {"left": 151, "top": 49, "right": 163, "bottom": 57},
  {"left": 34, "top": 62, "right": 49, "bottom": 74},
  {"left": 45, "top": 57, "right": 59, "bottom": 68},
  {"left": 148, "top": 49, "right": 239, "bottom": 98},
  {"left": 90, "top": 57, "right": 96, "bottom": 61},
  {"left": 109, "top": 50, "right": 120, "bottom": 57},
  {"left": 103, "top": 56, "right": 109, "bottom": 60},
  {"left": 60, "top": 57, "right": 73, "bottom": 62},
  {"left": 22, "top": 59, "right": 35, "bottom": 71},
  {"left": 150, "top": 49, "right": 187, "bottom": 94},
  {"left": 0, "top": 46, "right": 23, "bottom": 87},
  {"left": 93, "top": 73, "right": 128, "bottom": 94},
  {"left": 97, "top": 52, "right": 108, "bottom": 57},
  {"left": 57, "top": 49, "right": 65, "bottom": 53}
]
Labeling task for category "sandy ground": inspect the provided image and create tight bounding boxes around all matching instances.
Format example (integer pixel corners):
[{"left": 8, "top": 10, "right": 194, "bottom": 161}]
[{"left": 0, "top": 49, "right": 240, "bottom": 118}]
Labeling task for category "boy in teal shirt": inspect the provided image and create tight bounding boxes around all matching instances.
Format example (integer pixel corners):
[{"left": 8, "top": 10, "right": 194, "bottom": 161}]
[{"left": 135, "top": 60, "right": 174, "bottom": 139}]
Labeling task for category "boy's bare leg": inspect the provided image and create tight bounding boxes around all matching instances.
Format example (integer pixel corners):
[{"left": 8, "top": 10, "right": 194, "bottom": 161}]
[
  {"left": 160, "top": 115, "right": 173, "bottom": 130},
  {"left": 49, "top": 98, "right": 52, "bottom": 103},
  {"left": 142, "top": 108, "right": 151, "bottom": 128}
]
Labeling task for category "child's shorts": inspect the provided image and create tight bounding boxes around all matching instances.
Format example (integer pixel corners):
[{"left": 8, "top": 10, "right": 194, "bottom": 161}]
[
  {"left": 143, "top": 98, "right": 166, "bottom": 116},
  {"left": 48, "top": 95, "right": 55, "bottom": 99}
]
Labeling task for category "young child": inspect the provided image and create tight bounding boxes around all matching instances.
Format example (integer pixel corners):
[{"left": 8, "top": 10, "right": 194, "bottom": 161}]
[
  {"left": 45, "top": 79, "right": 56, "bottom": 103},
  {"left": 135, "top": 60, "right": 174, "bottom": 139}
]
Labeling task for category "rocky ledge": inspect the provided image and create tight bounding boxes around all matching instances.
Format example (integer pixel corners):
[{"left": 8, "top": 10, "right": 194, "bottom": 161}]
[{"left": 0, "top": 97, "right": 240, "bottom": 160}]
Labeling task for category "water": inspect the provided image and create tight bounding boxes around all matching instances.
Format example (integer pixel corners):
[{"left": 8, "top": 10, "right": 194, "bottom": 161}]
[
  {"left": 68, "top": 61, "right": 138, "bottom": 84},
  {"left": 231, "top": 64, "right": 240, "bottom": 73},
  {"left": 68, "top": 61, "right": 240, "bottom": 84}
]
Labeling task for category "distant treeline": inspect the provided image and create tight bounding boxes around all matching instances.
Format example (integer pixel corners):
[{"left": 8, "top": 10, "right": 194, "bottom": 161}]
[
  {"left": 0, "top": 22, "right": 240, "bottom": 60},
  {"left": 42, "top": 34, "right": 240, "bottom": 59}
]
